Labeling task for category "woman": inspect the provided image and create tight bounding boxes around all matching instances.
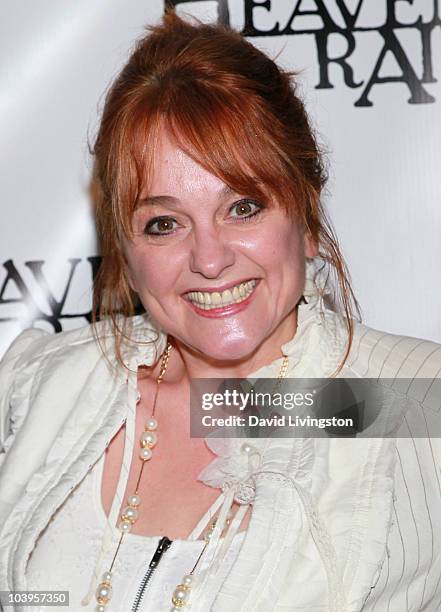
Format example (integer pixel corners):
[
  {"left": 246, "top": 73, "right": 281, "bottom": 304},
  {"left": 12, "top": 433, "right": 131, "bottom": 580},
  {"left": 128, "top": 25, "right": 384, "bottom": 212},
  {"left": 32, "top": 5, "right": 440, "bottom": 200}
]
[{"left": 0, "top": 12, "right": 440, "bottom": 612}]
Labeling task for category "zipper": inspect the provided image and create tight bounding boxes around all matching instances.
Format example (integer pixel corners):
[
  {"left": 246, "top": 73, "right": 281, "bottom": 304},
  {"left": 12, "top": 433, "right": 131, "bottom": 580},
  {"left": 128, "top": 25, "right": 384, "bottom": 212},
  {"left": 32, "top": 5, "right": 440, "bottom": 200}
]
[{"left": 131, "top": 536, "right": 173, "bottom": 611}]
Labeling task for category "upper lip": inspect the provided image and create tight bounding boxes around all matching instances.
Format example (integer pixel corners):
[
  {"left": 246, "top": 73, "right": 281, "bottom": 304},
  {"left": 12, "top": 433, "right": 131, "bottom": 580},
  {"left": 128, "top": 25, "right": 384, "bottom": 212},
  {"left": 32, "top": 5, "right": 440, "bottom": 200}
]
[{"left": 183, "top": 278, "right": 259, "bottom": 294}]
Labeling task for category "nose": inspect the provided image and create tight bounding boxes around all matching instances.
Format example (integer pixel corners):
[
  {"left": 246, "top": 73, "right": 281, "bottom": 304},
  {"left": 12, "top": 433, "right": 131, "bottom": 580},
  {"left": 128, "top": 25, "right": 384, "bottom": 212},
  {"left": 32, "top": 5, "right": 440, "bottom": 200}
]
[{"left": 189, "top": 227, "right": 235, "bottom": 279}]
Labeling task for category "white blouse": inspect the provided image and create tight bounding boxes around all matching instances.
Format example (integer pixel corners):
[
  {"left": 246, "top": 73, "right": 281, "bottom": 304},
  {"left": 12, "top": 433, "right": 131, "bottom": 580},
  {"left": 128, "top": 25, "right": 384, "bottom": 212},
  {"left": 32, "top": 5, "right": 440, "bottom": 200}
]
[{"left": 1, "top": 262, "right": 440, "bottom": 611}]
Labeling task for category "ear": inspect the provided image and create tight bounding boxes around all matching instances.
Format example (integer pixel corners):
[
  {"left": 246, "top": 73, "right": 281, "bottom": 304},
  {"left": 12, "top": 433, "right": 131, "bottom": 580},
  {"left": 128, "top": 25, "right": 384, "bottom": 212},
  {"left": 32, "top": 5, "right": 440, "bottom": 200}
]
[{"left": 303, "top": 232, "right": 318, "bottom": 258}]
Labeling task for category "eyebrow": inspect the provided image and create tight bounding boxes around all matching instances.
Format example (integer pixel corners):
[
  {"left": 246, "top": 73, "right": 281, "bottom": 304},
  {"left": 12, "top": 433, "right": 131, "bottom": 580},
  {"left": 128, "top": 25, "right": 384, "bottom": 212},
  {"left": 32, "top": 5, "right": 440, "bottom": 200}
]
[{"left": 137, "top": 185, "right": 237, "bottom": 208}]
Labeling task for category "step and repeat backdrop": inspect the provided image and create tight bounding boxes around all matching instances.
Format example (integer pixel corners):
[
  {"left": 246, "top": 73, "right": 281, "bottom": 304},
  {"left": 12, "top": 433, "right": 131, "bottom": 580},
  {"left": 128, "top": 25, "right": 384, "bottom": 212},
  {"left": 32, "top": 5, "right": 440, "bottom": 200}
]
[{"left": 1, "top": 0, "right": 440, "bottom": 357}]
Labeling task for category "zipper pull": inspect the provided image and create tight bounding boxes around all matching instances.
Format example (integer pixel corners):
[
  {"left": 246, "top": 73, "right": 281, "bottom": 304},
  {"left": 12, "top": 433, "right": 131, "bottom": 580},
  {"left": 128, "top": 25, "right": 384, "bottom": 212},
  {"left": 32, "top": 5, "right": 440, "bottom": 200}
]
[{"left": 149, "top": 536, "right": 172, "bottom": 569}]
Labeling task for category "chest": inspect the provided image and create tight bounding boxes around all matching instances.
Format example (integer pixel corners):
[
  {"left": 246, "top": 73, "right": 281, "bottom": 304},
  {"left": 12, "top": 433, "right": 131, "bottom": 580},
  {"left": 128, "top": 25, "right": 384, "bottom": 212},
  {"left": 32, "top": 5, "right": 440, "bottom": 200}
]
[
  {"left": 100, "top": 380, "right": 250, "bottom": 539},
  {"left": 101, "top": 431, "right": 220, "bottom": 539}
]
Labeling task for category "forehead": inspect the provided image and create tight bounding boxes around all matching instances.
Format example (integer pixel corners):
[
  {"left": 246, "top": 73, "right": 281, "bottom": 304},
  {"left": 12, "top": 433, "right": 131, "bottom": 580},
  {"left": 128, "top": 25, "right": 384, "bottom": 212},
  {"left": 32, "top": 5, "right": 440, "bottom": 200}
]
[{"left": 147, "top": 130, "right": 228, "bottom": 199}]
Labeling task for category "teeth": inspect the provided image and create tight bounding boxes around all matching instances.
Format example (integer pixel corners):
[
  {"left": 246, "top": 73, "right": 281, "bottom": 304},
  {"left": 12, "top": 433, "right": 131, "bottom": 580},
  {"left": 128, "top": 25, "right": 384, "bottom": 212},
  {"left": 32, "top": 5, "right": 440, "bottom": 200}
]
[
  {"left": 222, "top": 289, "right": 233, "bottom": 305},
  {"left": 187, "top": 280, "right": 257, "bottom": 309},
  {"left": 211, "top": 292, "right": 221, "bottom": 306}
]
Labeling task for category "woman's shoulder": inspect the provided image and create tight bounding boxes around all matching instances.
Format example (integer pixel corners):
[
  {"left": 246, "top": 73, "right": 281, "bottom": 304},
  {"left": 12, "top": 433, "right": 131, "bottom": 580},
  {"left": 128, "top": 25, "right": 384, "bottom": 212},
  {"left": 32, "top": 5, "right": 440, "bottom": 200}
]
[
  {"left": 0, "top": 322, "right": 105, "bottom": 460},
  {"left": 0, "top": 314, "right": 165, "bottom": 462},
  {"left": 0, "top": 313, "right": 165, "bottom": 375},
  {"left": 1, "top": 324, "right": 95, "bottom": 368},
  {"left": 346, "top": 318, "right": 441, "bottom": 379}
]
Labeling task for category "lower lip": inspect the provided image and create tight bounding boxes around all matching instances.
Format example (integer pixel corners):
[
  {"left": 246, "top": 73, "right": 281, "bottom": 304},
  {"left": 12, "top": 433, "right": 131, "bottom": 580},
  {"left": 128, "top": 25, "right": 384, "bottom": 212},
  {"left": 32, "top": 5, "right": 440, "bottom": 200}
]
[{"left": 184, "top": 283, "right": 259, "bottom": 318}]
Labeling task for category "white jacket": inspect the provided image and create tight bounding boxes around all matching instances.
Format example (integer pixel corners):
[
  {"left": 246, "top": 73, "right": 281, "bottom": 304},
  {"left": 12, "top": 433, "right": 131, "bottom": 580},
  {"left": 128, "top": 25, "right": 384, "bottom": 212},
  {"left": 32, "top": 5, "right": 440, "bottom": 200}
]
[{"left": 0, "top": 294, "right": 440, "bottom": 612}]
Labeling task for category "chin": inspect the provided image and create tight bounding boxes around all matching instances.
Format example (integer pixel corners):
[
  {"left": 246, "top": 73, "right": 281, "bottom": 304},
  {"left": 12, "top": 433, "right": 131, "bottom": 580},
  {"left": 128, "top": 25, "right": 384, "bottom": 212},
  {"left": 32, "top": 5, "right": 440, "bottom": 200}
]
[{"left": 196, "top": 337, "right": 260, "bottom": 364}]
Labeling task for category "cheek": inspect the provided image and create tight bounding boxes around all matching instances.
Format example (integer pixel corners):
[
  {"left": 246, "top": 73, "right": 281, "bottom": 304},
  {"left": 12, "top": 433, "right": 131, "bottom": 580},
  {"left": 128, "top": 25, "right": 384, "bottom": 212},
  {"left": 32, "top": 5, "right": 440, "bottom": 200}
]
[
  {"left": 259, "top": 222, "right": 305, "bottom": 268},
  {"left": 126, "top": 247, "right": 183, "bottom": 300},
  {"left": 262, "top": 226, "right": 307, "bottom": 304},
  {"left": 125, "top": 249, "right": 155, "bottom": 295}
]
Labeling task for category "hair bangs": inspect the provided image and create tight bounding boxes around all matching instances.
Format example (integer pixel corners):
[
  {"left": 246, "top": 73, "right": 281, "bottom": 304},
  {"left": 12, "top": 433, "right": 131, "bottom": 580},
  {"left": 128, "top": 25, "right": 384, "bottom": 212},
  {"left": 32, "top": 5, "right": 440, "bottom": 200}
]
[
  {"left": 112, "top": 101, "right": 163, "bottom": 239},
  {"left": 111, "top": 71, "right": 305, "bottom": 237},
  {"left": 161, "top": 79, "right": 301, "bottom": 214}
]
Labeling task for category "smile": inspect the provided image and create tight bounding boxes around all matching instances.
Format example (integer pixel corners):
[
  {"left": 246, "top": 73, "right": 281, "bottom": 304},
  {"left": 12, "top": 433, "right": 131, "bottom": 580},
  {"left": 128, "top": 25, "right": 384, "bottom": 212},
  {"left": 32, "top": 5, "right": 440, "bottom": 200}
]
[{"left": 185, "top": 280, "right": 257, "bottom": 310}]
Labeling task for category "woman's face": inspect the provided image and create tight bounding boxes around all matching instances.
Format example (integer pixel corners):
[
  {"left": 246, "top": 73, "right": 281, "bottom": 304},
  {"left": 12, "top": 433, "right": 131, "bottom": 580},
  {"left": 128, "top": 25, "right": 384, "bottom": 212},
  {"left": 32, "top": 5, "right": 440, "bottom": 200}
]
[{"left": 125, "top": 131, "right": 317, "bottom": 363}]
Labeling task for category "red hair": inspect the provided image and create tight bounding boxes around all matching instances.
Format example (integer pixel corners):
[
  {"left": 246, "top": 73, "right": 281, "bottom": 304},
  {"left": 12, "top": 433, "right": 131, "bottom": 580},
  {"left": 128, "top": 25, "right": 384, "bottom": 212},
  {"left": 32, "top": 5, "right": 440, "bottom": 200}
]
[{"left": 92, "top": 11, "right": 359, "bottom": 369}]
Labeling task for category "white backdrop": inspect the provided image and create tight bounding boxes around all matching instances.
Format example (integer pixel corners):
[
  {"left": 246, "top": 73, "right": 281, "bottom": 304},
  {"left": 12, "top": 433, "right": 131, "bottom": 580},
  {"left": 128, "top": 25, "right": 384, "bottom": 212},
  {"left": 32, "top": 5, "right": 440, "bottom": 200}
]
[{"left": 1, "top": 0, "right": 440, "bottom": 357}]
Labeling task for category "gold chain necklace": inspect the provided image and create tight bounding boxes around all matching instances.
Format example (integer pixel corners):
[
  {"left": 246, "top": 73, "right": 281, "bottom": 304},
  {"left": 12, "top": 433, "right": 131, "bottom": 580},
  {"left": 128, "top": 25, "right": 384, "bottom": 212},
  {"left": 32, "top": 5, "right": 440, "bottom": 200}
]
[{"left": 94, "top": 341, "right": 289, "bottom": 611}]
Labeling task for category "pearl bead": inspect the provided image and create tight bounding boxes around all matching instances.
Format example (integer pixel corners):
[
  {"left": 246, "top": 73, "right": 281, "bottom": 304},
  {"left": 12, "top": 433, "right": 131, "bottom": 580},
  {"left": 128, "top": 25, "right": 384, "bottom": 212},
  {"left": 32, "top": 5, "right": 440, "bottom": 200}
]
[
  {"left": 182, "top": 574, "right": 193, "bottom": 586},
  {"left": 118, "top": 520, "right": 132, "bottom": 533},
  {"left": 139, "top": 447, "right": 153, "bottom": 461},
  {"left": 171, "top": 594, "right": 186, "bottom": 607},
  {"left": 98, "top": 584, "right": 111, "bottom": 598},
  {"left": 96, "top": 605, "right": 106, "bottom": 612},
  {"left": 241, "top": 443, "right": 254, "bottom": 455},
  {"left": 173, "top": 586, "right": 188, "bottom": 600},
  {"left": 146, "top": 417, "right": 158, "bottom": 430},
  {"left": 122, "top": 506, "right": 138, "bottom": 522},
  {"left": 96, "top": 582, "right": 112, "bottom": 603},
  {"left": 128, "top": 494, "right": 141, "bottom": 507},
  {"left": 101, "top": 571, "right": 111, "bottom": 582},
  {"left": 141, "top": 430, "right": 157, "bottom": 448}
]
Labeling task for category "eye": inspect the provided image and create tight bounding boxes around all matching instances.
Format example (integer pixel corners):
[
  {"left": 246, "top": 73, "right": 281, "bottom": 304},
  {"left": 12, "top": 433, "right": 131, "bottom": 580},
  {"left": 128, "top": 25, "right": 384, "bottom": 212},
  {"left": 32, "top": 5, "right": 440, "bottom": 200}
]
[
  {"left": 144, "top": 216, "right": 178, "bottom": 236},
  {"left": 229, "top": 199, "right": 263, "bottom": 220}
]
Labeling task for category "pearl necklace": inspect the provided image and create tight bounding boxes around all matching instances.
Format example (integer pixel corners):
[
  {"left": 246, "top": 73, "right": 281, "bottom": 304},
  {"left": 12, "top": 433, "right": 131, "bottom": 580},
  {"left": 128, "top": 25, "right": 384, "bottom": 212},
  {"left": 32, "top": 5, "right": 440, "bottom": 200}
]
[
  {"left": 95, "top": 341, "right": 172, "bottom": 611},
  {"left": 94, "top": 341, "right": 290, "bottom": 611}
]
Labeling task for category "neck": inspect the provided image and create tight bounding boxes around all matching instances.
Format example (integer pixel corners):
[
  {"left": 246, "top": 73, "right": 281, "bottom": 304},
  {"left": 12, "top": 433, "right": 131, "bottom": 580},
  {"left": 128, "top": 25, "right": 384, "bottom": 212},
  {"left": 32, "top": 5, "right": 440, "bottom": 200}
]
[{"left": 166, "top": 307, "right": 298, "bottom": 381}]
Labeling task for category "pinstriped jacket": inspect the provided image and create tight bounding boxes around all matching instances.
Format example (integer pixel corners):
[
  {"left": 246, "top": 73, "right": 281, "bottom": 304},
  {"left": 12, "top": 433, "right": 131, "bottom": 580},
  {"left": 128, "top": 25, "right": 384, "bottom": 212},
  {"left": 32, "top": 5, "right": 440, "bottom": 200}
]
[{"left": 0, "top": 295, "right": 440, "bottom": 611}]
